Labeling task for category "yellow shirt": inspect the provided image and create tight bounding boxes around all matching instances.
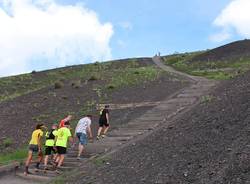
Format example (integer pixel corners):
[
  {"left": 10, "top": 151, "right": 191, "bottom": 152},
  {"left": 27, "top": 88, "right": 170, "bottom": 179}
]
[
  {"left": 55, "top": 127, "right": 72, "bottom": 148},
  {"left": 45, "top": 130, "right": 58, "bottom": 147},
  {"left": 29, "top": 129, "right": 43, "bottom": 145}
]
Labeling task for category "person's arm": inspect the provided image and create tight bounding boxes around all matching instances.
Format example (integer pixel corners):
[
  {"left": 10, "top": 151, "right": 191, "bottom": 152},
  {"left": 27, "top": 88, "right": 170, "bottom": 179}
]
[
  {"left": 74, "top": 123, "right": 79, "bottom": 137},
  {"left": 87, "top": 124, "right": 93, "bottom": 139},
  {"left": 106, "top": 112, "right": 110, "bottom": 124},
  {"left": 69, "top": 136, "right": 73, "bottom": 143},
  {"left": 38, "top": 133, "right": 42, "bottom": 152}
]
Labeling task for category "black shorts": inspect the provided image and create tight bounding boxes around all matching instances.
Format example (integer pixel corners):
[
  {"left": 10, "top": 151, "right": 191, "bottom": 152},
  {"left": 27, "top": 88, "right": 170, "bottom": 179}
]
[
  {"left": 56, "top": 146, "right": 67, "bottom": 155},
  {"left": 45, "top": 146, "right": 57, "bottom": 155},
  {"left": 99, "top": 119, "right": 109, "bottom": 127},
  {"left": 29, "top": 144, "right": 39, "bottom": 153}
]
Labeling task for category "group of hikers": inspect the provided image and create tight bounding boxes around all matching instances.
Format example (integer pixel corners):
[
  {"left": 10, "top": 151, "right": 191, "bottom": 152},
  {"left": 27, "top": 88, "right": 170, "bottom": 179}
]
[{"left": 24, "top": 105, "right": 110, "bottom": 175}]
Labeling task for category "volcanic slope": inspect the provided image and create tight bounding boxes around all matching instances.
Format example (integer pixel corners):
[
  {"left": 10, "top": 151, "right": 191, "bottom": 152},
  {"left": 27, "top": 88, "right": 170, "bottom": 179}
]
[
  {"left": 191, "top": 39, "right": 250, "bottom": 62},
  {"left": 0, "top": 57, "right": 188, "bottom": 157},
  {"left": 74, "top": 66, "right": 250, "bottom": 183}
]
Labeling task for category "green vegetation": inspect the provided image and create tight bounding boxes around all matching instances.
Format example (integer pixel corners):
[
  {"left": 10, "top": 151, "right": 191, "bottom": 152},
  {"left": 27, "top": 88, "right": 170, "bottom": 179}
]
[
  {"left": 201, "top": 95, "right": 215, "bottom": 104},
  {"left": 1, "top": 138, "right": 14, "bottom": 148},
  {"left": 0, "top": 148, "right": 27, "bottom": 165},
  {"left": 162, "top": 52, "right": 250, "bottom": 80},
  {"left": 93, "top": 156, "right": 111, "bottom": 166},
  {"left": 107, "top": 67, "right": 161, "bottom": 90},
  {"left": 0, "top": 58, "right": 164, "bottom": 102}
]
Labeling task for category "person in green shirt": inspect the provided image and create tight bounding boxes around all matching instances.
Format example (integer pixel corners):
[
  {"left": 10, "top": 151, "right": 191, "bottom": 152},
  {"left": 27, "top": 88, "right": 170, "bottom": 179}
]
[
  {"left": 54, "top": 121, "right": 73, "bottom": 171},
  {"left": 44, "top": 124, "right": 58, "bottom": 172}
]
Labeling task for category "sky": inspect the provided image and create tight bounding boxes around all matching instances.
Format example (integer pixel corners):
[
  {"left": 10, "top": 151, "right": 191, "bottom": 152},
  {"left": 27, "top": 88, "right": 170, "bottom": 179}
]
[{"left": 0, "top": 0, "right": 249, "bottom": 76}]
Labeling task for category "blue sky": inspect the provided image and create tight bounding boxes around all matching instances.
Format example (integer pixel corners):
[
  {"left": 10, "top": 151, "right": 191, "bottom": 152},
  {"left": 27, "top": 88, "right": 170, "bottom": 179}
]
[
  {"left": 58, "top": 0, "right": 236, "bottom": 58},
  {"left": 0, "top": 0, "right": 248, "bottom": 76}
]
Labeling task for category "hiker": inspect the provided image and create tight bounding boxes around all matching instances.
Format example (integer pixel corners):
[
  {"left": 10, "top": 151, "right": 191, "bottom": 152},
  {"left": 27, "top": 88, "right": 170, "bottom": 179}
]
[
  {"left": 24, "top": 124, "right": 45, "bottom": 175},
  {"left": 59, "top": 115, "right": 72, "bottom": 128},
  {"left": 44, "top": 124, "right": 58, "bottom": 172},
  {"left": 54, "top": 121, "right": 73, "bottom": 172},
  {"left": 75, "top": 115, "right": 93, "bottom": 160},
  {"left": 97, "top": 105, "right": 110, "bottom": 140}
]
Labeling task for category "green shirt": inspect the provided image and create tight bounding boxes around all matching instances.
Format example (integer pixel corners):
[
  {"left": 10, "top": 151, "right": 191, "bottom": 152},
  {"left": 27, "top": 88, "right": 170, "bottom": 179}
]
[
  {"left": 55, "top": 127, "right": 71, "bottom": 148},
  {"left": 45, "top": 130, "right": 58, "bottom": 147}
]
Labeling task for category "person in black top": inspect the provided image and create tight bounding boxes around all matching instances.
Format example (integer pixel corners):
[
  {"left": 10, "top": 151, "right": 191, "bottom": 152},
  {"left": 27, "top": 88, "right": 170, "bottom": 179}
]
[{"left": 97, "top": 105, "right": 110, "bottom": 140}]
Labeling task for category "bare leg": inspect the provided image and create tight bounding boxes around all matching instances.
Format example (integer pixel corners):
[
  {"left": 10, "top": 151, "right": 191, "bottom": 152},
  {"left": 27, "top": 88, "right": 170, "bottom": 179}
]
[
  {"left": 103, "top": 126, "right": 110, "bottom": 135},
  {"left": 57, "top": 155, "right": 65, "bottom": 167},
  {"left": 24, "top": 151, "right": 33, "bottom": 175},
  {"left": 97, "top": 127, "right": 103, "bottom": 137},
  {"left": 44, "top": 155, "right": 49, "bottom": 168},
  {"left": 77, "top": 144, "right": 84, "bottom": 158}
]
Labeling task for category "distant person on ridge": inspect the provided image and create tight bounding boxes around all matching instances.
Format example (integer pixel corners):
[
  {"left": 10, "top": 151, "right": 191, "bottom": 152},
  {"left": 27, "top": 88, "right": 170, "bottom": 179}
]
[
  {"left": 43, "top": 124, "right": 58, "bottom": 172},
  {"left": 54, "top": 121, "right": 73, "bottom": 173},
  {"left": 75, "top": 115, "right": 93, "bottom": 160},
  {"left": 24, "top": 124, "right": 45, "bottom": 176},
  {"left": 59, "top": 115, "right": 72, "bottom": 128},
  {"left": 97, "top": 105, "right": 110, "bottom": 140}
]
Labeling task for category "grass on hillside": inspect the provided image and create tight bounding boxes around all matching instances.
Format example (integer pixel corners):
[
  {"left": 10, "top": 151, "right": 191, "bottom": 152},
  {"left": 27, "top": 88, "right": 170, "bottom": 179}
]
[
  {"left": 0, "top": 59, "right": 163, "bottom": 102},
  {"left": 0, "top": 148, "right": 27, "bottom": 165},
  {"left": 162, "top": 52, "right": 250, "bottom": 80}
]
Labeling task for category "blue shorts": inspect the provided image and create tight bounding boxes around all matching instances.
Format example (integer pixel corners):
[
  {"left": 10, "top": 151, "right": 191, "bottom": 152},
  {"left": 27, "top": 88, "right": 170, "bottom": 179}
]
[{"left": 76, "top": 133, "right": 87, "bottom": 145}]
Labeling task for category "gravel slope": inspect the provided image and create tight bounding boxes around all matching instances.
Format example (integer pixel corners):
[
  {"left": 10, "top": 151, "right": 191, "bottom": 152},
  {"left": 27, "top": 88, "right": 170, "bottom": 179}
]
[{"left": 75, "top": 71, "right": 250, "bottom": 184}]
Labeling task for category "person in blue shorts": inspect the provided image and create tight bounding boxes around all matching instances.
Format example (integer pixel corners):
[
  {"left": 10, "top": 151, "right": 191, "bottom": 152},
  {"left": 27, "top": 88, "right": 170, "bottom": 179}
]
[{"left": 75, "top": 115, "right": 93, "bottom": 160}]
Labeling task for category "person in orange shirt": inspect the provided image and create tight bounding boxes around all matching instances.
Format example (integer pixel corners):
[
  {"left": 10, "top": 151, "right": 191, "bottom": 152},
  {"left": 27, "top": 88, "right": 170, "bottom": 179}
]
[
  {"left": 24, "top": 124, "right": 45, "bottom": 176},
  {"left": 59, "top": 115, "right": 72, "bottom": 128}
]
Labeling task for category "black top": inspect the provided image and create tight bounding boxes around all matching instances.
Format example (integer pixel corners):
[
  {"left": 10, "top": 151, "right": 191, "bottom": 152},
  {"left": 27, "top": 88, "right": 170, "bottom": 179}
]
[
  {"left": 99, "top": 108, "right": 109, "bottom": 122},
  {"left": 46, "top": 129, "right": 56, "bottom": 140}
]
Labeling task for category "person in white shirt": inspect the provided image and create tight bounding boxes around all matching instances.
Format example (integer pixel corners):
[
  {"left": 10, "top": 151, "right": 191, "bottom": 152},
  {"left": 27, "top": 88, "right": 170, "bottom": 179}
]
[{"left": 75, "top": 115, "right": 93, "bottom": 160}]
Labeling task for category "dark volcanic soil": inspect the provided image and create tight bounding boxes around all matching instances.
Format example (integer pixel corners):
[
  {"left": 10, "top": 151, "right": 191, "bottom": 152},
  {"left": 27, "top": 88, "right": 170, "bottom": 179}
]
[
  {"left": 75, "top": 71, "right": 250, "bottom": 183},
  {"left": 191, "top": 39, "right": 250, "bottom": 62},
  {"left": 0, "top": 69, "right": 187, "bottom": 152}
]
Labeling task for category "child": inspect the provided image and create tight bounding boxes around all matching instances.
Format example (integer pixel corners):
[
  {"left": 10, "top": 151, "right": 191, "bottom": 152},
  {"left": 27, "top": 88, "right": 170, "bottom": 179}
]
[
  {"left": 44, "top": 124, "right": 58, "bottom": 172},
  {"left": 24, "top": 124, "right": 44, "bottom": 175},
  {"left": 54, "top": 121, "right": 73, "bottom": 172}
]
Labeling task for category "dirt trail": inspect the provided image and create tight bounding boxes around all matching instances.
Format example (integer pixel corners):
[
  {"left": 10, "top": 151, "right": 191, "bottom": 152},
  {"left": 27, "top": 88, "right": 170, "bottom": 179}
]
[{"left": 0, "top": 57, "right": 217, "bottom": 184}]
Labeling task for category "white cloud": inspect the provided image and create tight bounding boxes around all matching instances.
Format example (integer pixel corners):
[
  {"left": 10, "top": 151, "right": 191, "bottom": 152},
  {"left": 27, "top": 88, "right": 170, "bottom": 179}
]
[
  {"left": 119, "top": 21, "right": 133, "bottom": 31},
  {"left": 0, "top": 0, "right": 113, "bottom": 76},
  {"left": 211, "top": 0, "right": 250, "bottom": 42}
]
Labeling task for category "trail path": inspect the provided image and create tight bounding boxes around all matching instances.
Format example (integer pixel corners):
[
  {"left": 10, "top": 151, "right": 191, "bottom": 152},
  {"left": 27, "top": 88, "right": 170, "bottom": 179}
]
[{"left": 0, "top": 56, "right": 217, "bottom": 184}]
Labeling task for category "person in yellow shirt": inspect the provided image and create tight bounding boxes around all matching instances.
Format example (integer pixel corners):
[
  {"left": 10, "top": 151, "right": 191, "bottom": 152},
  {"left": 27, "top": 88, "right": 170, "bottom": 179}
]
[
  {"left": 43, "top": 124, "right": 58, "bottom": 172},
  {"left": 24, "top": 124, "right": 44, "bottom": 176},
  {"left": 54, "top": 121, "right": 73, "bottom": 172}
]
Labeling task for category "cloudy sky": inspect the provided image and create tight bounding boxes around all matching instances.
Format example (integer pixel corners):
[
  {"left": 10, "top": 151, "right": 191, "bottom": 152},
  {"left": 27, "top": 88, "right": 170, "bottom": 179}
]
[{"left": 0, "top": 0, "right": 248, "bottom": 76}]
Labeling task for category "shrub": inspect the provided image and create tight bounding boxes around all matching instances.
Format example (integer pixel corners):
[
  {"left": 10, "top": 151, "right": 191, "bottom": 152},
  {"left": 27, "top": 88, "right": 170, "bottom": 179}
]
[
  {"left": 71, "top": 80, "right": 81, "bottom": 89},
  {"left": 54, "top": 81, "right": 64, "bottom": 89},
  {"left": 31, "top": 70, "right": 36, "bottom": 74},
  {"left": 88, "top": 75, "right": 99, "bottom": 81},
  {"left": 2, "top": 138, "right": 13, "bottom": 148},
  {"left": 107, "top": 84, "right": 115, "bottom": 90}
]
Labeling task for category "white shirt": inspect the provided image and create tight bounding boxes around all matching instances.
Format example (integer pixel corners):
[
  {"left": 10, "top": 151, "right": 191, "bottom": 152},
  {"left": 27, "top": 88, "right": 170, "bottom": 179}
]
[{"left": 75, "top": 117, "right": 91, "bottom": 134}]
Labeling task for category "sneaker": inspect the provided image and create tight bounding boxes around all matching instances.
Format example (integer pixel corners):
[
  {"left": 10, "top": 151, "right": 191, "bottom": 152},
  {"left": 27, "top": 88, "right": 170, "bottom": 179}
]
[
  {"left": 24, "top": 171, "right": 32, "bottom": 176},
  {"left": 96, "top": 136, "right": 101, "bottom": 140},
  {"left": 77, "top": 156, "right": 81, "bottom": 160},
  {"left": 101, "top": 134, "right": 106, "bottom": 138}
]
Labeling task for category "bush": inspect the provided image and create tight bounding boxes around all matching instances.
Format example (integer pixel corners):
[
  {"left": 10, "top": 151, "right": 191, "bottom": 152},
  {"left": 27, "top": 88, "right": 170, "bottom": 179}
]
[
  {"left": 71, "top": 80, "right": 81, "bottom": 89},
  {"left": 31, "top": 70, "right": 36, "bottom": 74},
  {"left": 54, "top": 81, "right": 64, "bottom": 89},
  {"left": 88, "top": 75, "right": 99, "bottom": 81},
  {"left": 107, "top": 84, "right": 115, "bottom": 90},
  {"left": 2, "top": 138, "right": 13, "bottom": 148}
]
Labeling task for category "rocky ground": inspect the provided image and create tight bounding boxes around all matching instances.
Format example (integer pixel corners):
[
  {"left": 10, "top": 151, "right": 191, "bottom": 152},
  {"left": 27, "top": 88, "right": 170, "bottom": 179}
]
[
  {"left": 73, "top": 70, "right": 250, "bottom": 184},
  {"left": 0, "top": 59, "right": 187, "bottom": 152}
]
